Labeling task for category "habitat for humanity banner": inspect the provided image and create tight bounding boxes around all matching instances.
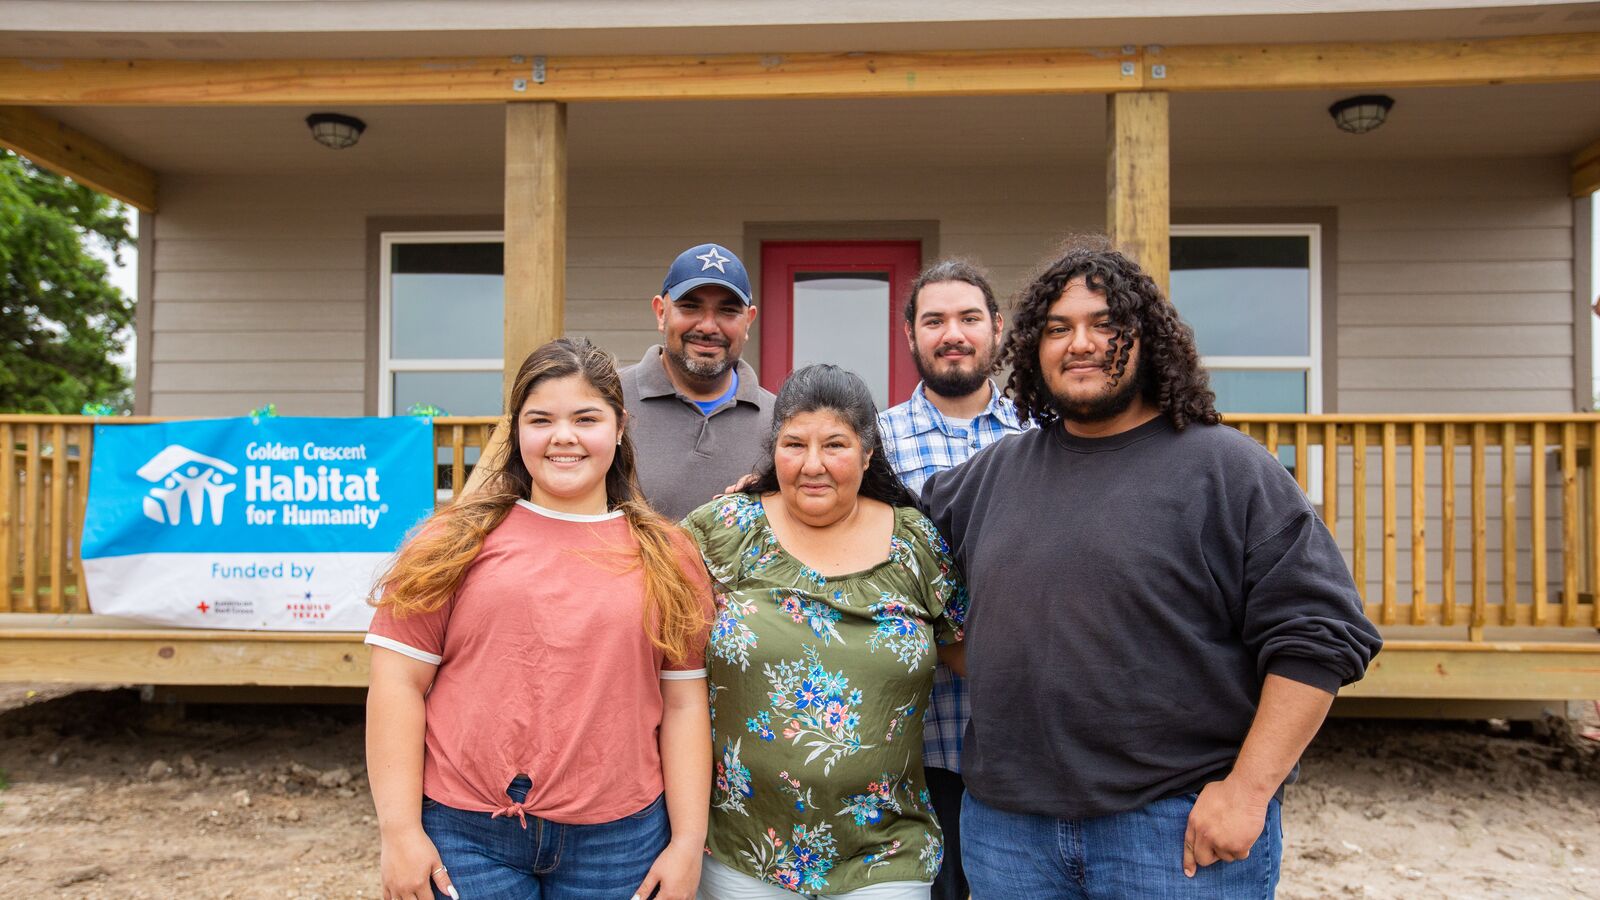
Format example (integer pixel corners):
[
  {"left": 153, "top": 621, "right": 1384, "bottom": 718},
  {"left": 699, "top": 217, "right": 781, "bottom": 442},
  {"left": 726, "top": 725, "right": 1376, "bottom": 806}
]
[{"left": 81, "top": 416, "right": 434, "bottom": 630}]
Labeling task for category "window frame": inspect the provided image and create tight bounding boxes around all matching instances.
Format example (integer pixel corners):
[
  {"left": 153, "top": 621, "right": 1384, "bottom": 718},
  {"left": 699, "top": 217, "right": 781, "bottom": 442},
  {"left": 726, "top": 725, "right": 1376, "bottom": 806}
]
[
  {"left": 1170, "top": 223, "right": 1324, "bottom": 417},
  {"left": 1170, "top": 223, "right": 1324, "bottom": 501},
  {"left": 377, "top": 230, "right": 506, "bottom": 417}
]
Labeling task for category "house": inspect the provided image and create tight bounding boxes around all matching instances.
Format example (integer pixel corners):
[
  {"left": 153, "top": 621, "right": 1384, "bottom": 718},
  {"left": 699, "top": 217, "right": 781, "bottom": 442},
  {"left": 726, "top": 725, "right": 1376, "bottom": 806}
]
[{"left": 1, "top": 0, "right": 1598, "bottom": 706}]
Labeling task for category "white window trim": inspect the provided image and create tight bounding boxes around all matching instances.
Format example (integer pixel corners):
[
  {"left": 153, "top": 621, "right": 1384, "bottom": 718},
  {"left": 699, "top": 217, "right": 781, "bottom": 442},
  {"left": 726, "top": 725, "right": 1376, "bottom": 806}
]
[
  {"left": 1171, "top": 223, "right": 1323, "bottom": 500},
  {"left": 387, "top": 358, "right": 505, "bottom": 372},
  {"left": 378, "top": 230, "right": 506, "bottom": 417}
]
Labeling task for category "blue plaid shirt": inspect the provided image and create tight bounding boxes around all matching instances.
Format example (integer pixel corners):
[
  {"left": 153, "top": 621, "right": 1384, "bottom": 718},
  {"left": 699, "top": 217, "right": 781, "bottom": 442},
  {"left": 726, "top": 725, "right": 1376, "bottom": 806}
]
[{"left": 878, "top": 381, "right": 1028, "bottom": 773}]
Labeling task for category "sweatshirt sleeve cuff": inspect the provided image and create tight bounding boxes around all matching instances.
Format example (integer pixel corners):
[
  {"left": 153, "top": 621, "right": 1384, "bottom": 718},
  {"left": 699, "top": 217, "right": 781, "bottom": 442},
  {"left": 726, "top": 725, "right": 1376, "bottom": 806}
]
[{"left": 1266, "top": 656, "right": 1343, "bottom": 695}]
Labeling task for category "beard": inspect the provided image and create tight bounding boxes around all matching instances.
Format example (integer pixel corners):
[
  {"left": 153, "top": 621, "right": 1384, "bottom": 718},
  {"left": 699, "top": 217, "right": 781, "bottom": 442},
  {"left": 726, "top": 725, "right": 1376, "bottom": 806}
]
[
  {"left": 665, "top": 334, "right": 733, "bottom": 380},
  {"left": 1051, "top": 353, "right": 1146, "bottom": 423},
  {"left": 914, "top": 341, "right": 996, "bottom": 399}
]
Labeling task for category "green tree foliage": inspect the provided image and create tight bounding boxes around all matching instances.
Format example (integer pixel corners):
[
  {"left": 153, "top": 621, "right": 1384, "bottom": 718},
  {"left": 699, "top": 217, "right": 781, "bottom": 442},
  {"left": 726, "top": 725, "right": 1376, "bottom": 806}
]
[{"left": 0, "top": 150, "right": 134, "bottom": 413}]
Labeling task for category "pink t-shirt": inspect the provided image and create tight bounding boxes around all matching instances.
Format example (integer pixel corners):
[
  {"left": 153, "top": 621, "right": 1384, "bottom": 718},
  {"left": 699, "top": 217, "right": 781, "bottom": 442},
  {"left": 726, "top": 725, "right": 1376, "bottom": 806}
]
[{"left": 366, "top": 499, "right": 713, "bottom": 825}]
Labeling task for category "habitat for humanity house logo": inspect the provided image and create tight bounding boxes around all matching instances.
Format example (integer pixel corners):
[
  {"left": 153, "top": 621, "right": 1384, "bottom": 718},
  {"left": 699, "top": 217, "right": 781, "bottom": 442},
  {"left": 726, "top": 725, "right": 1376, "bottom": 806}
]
[
  {"left": 82, "top": 416, "right": 434, "bottom": 560},
  {"left": 139, "top": 445, "right": 238, "bottom": 526}
]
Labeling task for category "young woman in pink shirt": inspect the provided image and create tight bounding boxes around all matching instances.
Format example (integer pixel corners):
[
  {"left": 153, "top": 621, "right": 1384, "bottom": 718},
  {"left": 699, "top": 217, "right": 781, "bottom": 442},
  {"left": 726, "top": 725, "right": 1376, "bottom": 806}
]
[{"left": 365, "top": 337, "right": 714, "bottom": 900}]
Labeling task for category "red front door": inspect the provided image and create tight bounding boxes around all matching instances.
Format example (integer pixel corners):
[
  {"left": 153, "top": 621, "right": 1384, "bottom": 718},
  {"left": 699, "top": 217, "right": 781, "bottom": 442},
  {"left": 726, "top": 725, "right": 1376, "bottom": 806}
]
[{"left": 758, "top": 241, "right": 922, "bottom": 408}]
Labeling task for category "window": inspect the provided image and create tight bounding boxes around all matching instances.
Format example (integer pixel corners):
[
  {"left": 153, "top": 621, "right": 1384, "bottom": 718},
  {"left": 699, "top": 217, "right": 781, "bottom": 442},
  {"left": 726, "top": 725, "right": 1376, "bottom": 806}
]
[
  {"left": 1170, "top": 225, "right": 1321, "bottom": 414},
  {"left": 378, "top": 232, "right": 505, "bottom": 417},
  {"left": 1171, "top": 225, "right": 1323, "bottom": 495}
]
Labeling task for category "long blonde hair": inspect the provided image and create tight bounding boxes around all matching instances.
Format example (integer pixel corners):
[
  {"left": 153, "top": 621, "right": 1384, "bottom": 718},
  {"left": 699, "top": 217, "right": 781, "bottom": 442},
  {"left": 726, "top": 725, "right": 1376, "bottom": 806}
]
[{"left": 371, "top": 337, "right": 708, "bottom": 663}]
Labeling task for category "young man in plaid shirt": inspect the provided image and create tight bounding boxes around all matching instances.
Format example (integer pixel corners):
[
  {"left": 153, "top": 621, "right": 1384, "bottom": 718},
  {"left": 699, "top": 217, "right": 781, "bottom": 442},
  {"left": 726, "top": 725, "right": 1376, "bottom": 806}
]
[{"left": 877, "top": 259, "right": 1028, "bottom": 900}]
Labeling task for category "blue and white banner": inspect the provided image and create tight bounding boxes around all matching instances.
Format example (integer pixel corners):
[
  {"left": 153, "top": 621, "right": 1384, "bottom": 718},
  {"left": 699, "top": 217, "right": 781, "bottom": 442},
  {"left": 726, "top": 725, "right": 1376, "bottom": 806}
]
[{"left": 82, "top": 416, "right": 434, "bottom": 630}]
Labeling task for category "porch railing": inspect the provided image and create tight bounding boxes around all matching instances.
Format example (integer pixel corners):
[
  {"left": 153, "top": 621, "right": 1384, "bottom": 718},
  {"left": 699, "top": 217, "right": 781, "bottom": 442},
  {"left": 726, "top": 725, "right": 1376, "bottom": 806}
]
[
  {"left": 1229, "top": 414, "right": 1597, "bottom": 634},
  {"left": 3, "top": 413, "right": 1598, "bottom": 639}
]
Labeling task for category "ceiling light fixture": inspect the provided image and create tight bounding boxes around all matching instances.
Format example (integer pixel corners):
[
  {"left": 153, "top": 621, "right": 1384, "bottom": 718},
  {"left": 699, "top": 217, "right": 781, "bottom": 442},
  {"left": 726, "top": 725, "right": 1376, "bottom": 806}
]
[
  {"left": 305, "top": 113, "right": 366, "bottom": 149},
  {"left": 1328, "top": 95, "right": 1394, "bottom": 134}
]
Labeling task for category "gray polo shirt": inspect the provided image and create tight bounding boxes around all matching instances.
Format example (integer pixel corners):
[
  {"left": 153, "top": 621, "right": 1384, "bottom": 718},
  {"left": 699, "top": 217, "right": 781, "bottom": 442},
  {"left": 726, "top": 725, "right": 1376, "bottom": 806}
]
[{"left": 620, "top": 345, "right": 775, "bottom": 521}]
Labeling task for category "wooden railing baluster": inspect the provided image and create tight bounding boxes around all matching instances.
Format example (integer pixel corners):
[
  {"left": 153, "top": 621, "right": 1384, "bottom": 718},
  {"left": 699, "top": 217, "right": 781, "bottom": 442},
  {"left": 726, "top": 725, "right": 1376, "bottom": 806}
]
[
  {"left": 22, "top": 425, "right": 41, "bottom": 613},
  {"left": 1560, "top": 422, "right": 1578, "bottom": 627},
  {"left": 1294, "top": 423, "right": 1309, "bottom": 494},
  {"left": 74, "top": 424, "right": 93, "bottom": 612},
  {"left": 450, "top": 425, "right": 466, "bottom": 500},
  {"left": 1501, "top": 422, "right": 1517, "bottom": 627},
  {"left": 1410, "top": 422, "right": 1427, "bottom": 625},
  {"left": 48, "top": 423, "right": 67, "bottom": 613},
  {"left": 432, "top": 424, "right": 447, "bottom": 510},
  {"left": 0, "top": 422, "right": 14, "bottom": 613},
  {"left": 1322, "top": 423, "right": 1338, "bottom": 537},
  {"left": 1471, "top": 423, "right": 1487, "bottom": 636},
  {"left": 1591, "top": 421, "right": 1600, "bottom": 627},
  {"left": 1381, "top": 423, "right": 1397, "bottom": 625},
  {"left": 1530, "top": 422, "right": 1548, "bottom": 626},
  {"left": 1353, "top": 423, "right": 1368, "bottom": 604},
  {"left": 1440, "top": 423, "right": 1457, "bottom": 627}
]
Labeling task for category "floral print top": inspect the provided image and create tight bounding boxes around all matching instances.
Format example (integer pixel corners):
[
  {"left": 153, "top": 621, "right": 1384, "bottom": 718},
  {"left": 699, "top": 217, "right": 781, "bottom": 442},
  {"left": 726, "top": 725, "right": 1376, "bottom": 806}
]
[{"left": 682, "top": 492, "right": 968, "bottom": 894}]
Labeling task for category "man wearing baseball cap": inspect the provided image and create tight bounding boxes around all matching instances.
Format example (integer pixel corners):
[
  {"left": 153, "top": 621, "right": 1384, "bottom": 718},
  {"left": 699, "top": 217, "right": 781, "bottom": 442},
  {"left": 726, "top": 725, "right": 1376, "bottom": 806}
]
[{"left": 620, "top": 242, "right": 775, "bottom": 520}]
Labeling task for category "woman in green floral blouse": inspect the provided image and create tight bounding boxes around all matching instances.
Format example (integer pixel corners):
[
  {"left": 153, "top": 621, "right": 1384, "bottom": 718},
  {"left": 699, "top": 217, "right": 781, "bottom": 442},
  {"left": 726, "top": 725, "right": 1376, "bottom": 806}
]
[{"left": 682, "top": 365, "right": 968, "bottom": 899}]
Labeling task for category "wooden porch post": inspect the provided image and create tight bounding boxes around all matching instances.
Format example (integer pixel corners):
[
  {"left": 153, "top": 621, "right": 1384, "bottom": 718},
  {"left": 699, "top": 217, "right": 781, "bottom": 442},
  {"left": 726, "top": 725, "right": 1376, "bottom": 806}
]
[
  {"left": 1106, "top": 92, "right": 1170, "bottom": 296},
  {"left": 459, "top": 101, "right": 566, "bottom": 497},
  {"left": 503, "top": 101, "right": 567, "bottom": 390}
]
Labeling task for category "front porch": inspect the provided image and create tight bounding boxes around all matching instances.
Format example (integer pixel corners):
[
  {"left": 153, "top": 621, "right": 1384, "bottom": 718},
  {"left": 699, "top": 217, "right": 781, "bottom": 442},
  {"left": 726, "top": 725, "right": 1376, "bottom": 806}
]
[
  {"left": 3, "top": 412, "right": 1597, "bottom": 699},
  {"left": 2, "top": 20, "right": 1599, "bottom": 701}
]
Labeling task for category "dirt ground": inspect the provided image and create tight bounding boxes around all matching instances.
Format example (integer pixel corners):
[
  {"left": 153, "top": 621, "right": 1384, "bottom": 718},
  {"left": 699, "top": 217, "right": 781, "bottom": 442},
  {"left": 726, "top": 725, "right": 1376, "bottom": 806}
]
[{"left": 0, "top": 685, "right": 1596, "bottom": 899}]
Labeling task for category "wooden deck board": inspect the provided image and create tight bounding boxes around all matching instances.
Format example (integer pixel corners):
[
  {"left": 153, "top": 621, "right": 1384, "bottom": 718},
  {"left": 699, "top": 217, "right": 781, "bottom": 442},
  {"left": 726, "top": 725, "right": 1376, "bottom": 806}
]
[
  {"left": 0, "top": 625, "right": 368, "bottom": 687},
  {"left": 2, "top": 626, "right": 1596, "bottom": 697}
]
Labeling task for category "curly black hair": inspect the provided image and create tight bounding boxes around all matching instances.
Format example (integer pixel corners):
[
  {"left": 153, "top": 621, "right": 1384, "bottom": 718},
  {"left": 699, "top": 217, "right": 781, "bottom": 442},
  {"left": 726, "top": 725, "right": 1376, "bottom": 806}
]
[{"left": 1002, "top": 237, "right": 1220, "bottom": 431}]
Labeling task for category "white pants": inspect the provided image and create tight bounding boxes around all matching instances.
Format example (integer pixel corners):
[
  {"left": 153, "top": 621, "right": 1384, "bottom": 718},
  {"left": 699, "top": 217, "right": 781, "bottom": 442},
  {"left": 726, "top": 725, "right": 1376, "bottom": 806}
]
[{"left": 697, "top": 856, "right": 931, "bottom": 900}]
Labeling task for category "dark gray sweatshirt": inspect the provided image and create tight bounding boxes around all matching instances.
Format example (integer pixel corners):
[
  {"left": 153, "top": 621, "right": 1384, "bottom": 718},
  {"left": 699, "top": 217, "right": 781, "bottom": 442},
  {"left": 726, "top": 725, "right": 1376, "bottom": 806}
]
[{"left": 921, "top": 415, "right": 1381, "bottom": 819}]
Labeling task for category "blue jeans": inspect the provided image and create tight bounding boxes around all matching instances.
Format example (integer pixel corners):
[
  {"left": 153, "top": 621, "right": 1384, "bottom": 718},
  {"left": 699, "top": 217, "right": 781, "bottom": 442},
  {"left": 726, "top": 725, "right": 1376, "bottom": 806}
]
[
  {"left": 961, "top": 791, "right": 1281, "bottom": 899},
  {"left": 422, "top": 776, "right": 670, "bottom": 899}
]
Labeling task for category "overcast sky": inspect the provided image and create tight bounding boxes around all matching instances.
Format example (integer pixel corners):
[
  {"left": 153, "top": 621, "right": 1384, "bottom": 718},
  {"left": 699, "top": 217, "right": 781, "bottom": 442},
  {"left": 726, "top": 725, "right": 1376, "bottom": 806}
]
[{"left": 91, "top": 235, "right": 138, "bottom": 375}]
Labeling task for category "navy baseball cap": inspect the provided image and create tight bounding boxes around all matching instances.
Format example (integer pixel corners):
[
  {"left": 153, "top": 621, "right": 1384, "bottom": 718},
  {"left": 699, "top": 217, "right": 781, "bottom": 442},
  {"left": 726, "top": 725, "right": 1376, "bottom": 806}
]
[{"left": 661, "top": 243, "right": 753, "bottom": 305}]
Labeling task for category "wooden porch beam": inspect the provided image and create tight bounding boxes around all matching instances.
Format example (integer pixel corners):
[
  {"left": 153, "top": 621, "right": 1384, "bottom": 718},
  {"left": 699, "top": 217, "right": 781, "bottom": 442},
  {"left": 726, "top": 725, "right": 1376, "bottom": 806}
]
[
  {"left": 1572, "top": 136, "right": 1600, "bottom": 198},
  {"left": 502, "top": 101, "right": 567, "bottom": 391},
  {"left": 0, "top": 48, "right": 1139, "bottom": 106},
  {"left": 0, "top": 105, "right": 156, "bottom": 211},
  {"left": 1106, "top": 92, "right": 1170, "bottom": 296},
  {"left": 2, "top": 32, "right": 1599, "bottom": 107},
  {"left": 1154, "top": 31, "right": 1600, "bottom": 92}
]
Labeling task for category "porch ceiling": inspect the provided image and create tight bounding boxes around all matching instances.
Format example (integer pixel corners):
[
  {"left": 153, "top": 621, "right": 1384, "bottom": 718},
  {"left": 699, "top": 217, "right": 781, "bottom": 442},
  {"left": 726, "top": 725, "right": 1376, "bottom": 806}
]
[
  {"left": 5, "top": 2, "right": 1600, "bottom": 57},
  {"left": 39, "top": 80, "right": 1600, "bottom": 178}
]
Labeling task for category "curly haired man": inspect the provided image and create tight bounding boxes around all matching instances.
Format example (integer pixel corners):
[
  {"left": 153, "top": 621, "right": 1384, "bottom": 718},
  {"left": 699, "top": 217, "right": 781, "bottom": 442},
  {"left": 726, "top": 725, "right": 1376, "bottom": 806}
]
[{"left": 920, "top": 238, "right": 1382, "bottom": 898}]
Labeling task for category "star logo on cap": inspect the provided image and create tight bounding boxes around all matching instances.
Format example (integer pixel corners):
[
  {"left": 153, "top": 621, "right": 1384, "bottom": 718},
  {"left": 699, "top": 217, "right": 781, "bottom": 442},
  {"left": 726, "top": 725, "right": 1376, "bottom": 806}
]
[{"left": 696, "top": 246, "right": 732, "bottom": 273}]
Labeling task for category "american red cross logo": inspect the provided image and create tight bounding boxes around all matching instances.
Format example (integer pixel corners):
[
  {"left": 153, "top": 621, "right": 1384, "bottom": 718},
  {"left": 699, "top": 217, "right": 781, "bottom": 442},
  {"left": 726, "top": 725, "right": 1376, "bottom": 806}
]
[{"left": 196, "top": 601, "right": 210, "bottom": 613}]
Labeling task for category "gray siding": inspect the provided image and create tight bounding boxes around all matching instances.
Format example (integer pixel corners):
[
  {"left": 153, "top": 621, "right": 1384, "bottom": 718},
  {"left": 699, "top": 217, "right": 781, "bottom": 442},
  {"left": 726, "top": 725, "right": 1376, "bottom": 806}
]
[
  {"left": 147, "top": 176, "right": 498, "bottom": 416},
  {"left": 1182, "top": 157, "right": 1576, "bottom": 414},
  {"left": 146, "top": 156, "right": 1577, "bottom": 419}
]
